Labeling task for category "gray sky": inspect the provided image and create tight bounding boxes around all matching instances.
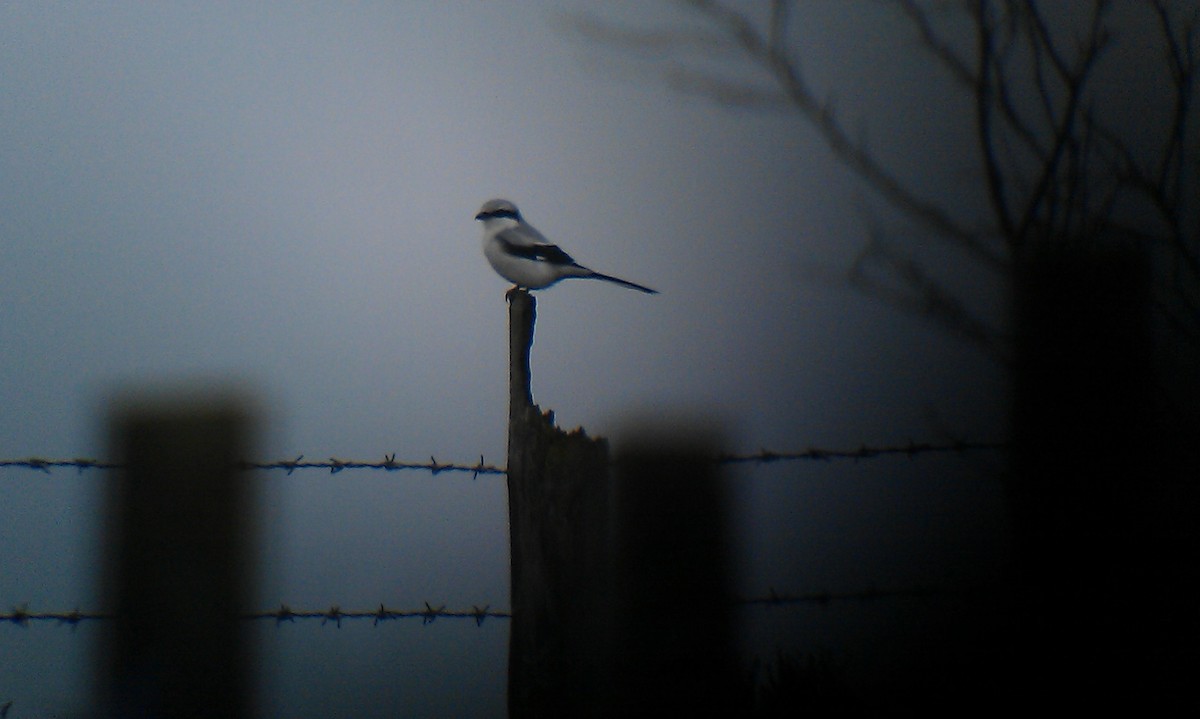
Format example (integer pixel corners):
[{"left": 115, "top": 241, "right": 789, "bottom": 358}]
[{"left": 0, "top": 2, "right": 1025, "bottom": 716}]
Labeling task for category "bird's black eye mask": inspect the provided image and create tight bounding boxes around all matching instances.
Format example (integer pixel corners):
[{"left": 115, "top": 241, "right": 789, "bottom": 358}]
[{"left": 477, "top": 209, "right": 520, "bottom": 221}]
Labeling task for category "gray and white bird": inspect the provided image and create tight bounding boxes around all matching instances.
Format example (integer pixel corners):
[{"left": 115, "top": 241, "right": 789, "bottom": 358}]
[{"left": 475, "top": 199, "right": 657, "bottom": 294}]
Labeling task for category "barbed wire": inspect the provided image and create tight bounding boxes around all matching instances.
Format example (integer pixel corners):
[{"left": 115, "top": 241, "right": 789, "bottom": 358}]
[
  {"left": 0, "top": 455, "right": 505, "bottom": 478},
  {"left": 0, "top": 441, "right": 1006, "bottom": 478},
  {"left": 249, "top": 603, "right": 511, "bottom": 627},
  {"left": 247, "top": 455, "right": 507, "bottom": 477},
  {"left": 0, "top": 607, "right": 106, "bottom": 626},
  {"left": 0, "top": 604, "right": 508, "bottom": 628},
  {"left": 715, "top": 440, "right": 1006, "bottom": 464},
  {"left": 3, "top": 585, "right": 995, "bottom": 629},
  {"left": 0, "top": 458, "right": 120, "bottom": 473}
]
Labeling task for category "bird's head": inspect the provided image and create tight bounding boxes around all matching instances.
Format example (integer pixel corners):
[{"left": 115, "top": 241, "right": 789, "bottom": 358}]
[{"left": 475, "top": 198, "right": 522, "bottom": 225}]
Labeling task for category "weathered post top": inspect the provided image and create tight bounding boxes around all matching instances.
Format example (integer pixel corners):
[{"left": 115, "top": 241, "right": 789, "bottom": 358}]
[{"left": 507, "top": 288, "right": 535, "bottom": 417}]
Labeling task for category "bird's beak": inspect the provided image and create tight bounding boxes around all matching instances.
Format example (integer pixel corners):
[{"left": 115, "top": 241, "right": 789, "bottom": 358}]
[{"left": 474, "top": 212, "right": 486, "bottom": 221}]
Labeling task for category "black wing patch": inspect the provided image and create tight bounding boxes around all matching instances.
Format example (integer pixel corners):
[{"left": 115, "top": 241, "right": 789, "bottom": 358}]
[{"left": 497, "top": 235, "right": 577, "bottom": 266}]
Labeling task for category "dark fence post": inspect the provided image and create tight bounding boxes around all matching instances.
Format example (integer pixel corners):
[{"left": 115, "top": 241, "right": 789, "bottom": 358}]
[
  {"left": 98, "top": 393, "right": 258, "bottom": 719},
  {"left": 505, "top": 290, "right": 610, "bottom": 718},
  {"left": 603, "top": 430, "right": 736, "bottom": 717},
  {"left": 1007, "top": 243, "right": 1197, "bottom": 711}
]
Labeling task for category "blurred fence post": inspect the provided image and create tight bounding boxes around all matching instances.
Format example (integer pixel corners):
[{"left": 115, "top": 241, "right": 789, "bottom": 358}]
[
  {"left": 98, "top": 393, "right": 258, "bottom": 719},
  {"left": 603, "top": 429, "right": 736, "bottom": 717},
  {"left": 1008, "top": 243, "right": 1197, "bottom": 711}
]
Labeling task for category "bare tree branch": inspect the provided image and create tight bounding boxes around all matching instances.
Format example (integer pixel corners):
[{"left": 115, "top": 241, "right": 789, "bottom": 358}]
[
  {"left": 849, "top": 232, "right": 1008, "bottom": 359},
  {"left": 894, "top": 0, "right": 977, "bottom": 88},
  {"left": 976, "top": 0, "right": 1016, "bottom": 239},
  {"left": 1011, "top": 1, "right": 1110, "bottom": 247},
  {"left": 684, "top": 0, "right": 1008, "bottom": 269},
  {"left": 1151, "top": 0, "right": 1196, "bottom": 222},
  {"left": 767, "top": 0, "right": 791, "bottom": 52},
  {"left": 565, "top": 0, "right": 1199, "bottom": 350}
]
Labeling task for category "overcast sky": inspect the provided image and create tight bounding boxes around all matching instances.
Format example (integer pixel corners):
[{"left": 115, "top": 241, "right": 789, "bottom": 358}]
[{"left": 0, "top": 2, "right": 1039, "bottom": 716}]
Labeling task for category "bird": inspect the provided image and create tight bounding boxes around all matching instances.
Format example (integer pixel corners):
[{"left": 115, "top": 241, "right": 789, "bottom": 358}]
[{"left": 475, "top": 199, "right": 658, "bottom": 294}]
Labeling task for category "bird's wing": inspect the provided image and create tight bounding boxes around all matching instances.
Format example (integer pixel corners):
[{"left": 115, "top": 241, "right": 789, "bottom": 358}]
[{"left": 495, "top": 227, "right": 578, "bottom": 266}]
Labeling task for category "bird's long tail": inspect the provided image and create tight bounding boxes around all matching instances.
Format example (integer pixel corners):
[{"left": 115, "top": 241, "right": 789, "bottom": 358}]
[{"left": 587, "top": 271, "right": 658, "bottom": 294}]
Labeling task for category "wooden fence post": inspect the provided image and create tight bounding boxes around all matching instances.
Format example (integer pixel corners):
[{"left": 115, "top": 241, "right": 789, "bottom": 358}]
[
  {"left": 503, "top": 290, "right": 736, "bottom": 716},
  {"left": 505, "top": 289, "right": 610, "bottom": 718},
  {"left": 98, "top": 393, "right": 258, "bottom": 719}
]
